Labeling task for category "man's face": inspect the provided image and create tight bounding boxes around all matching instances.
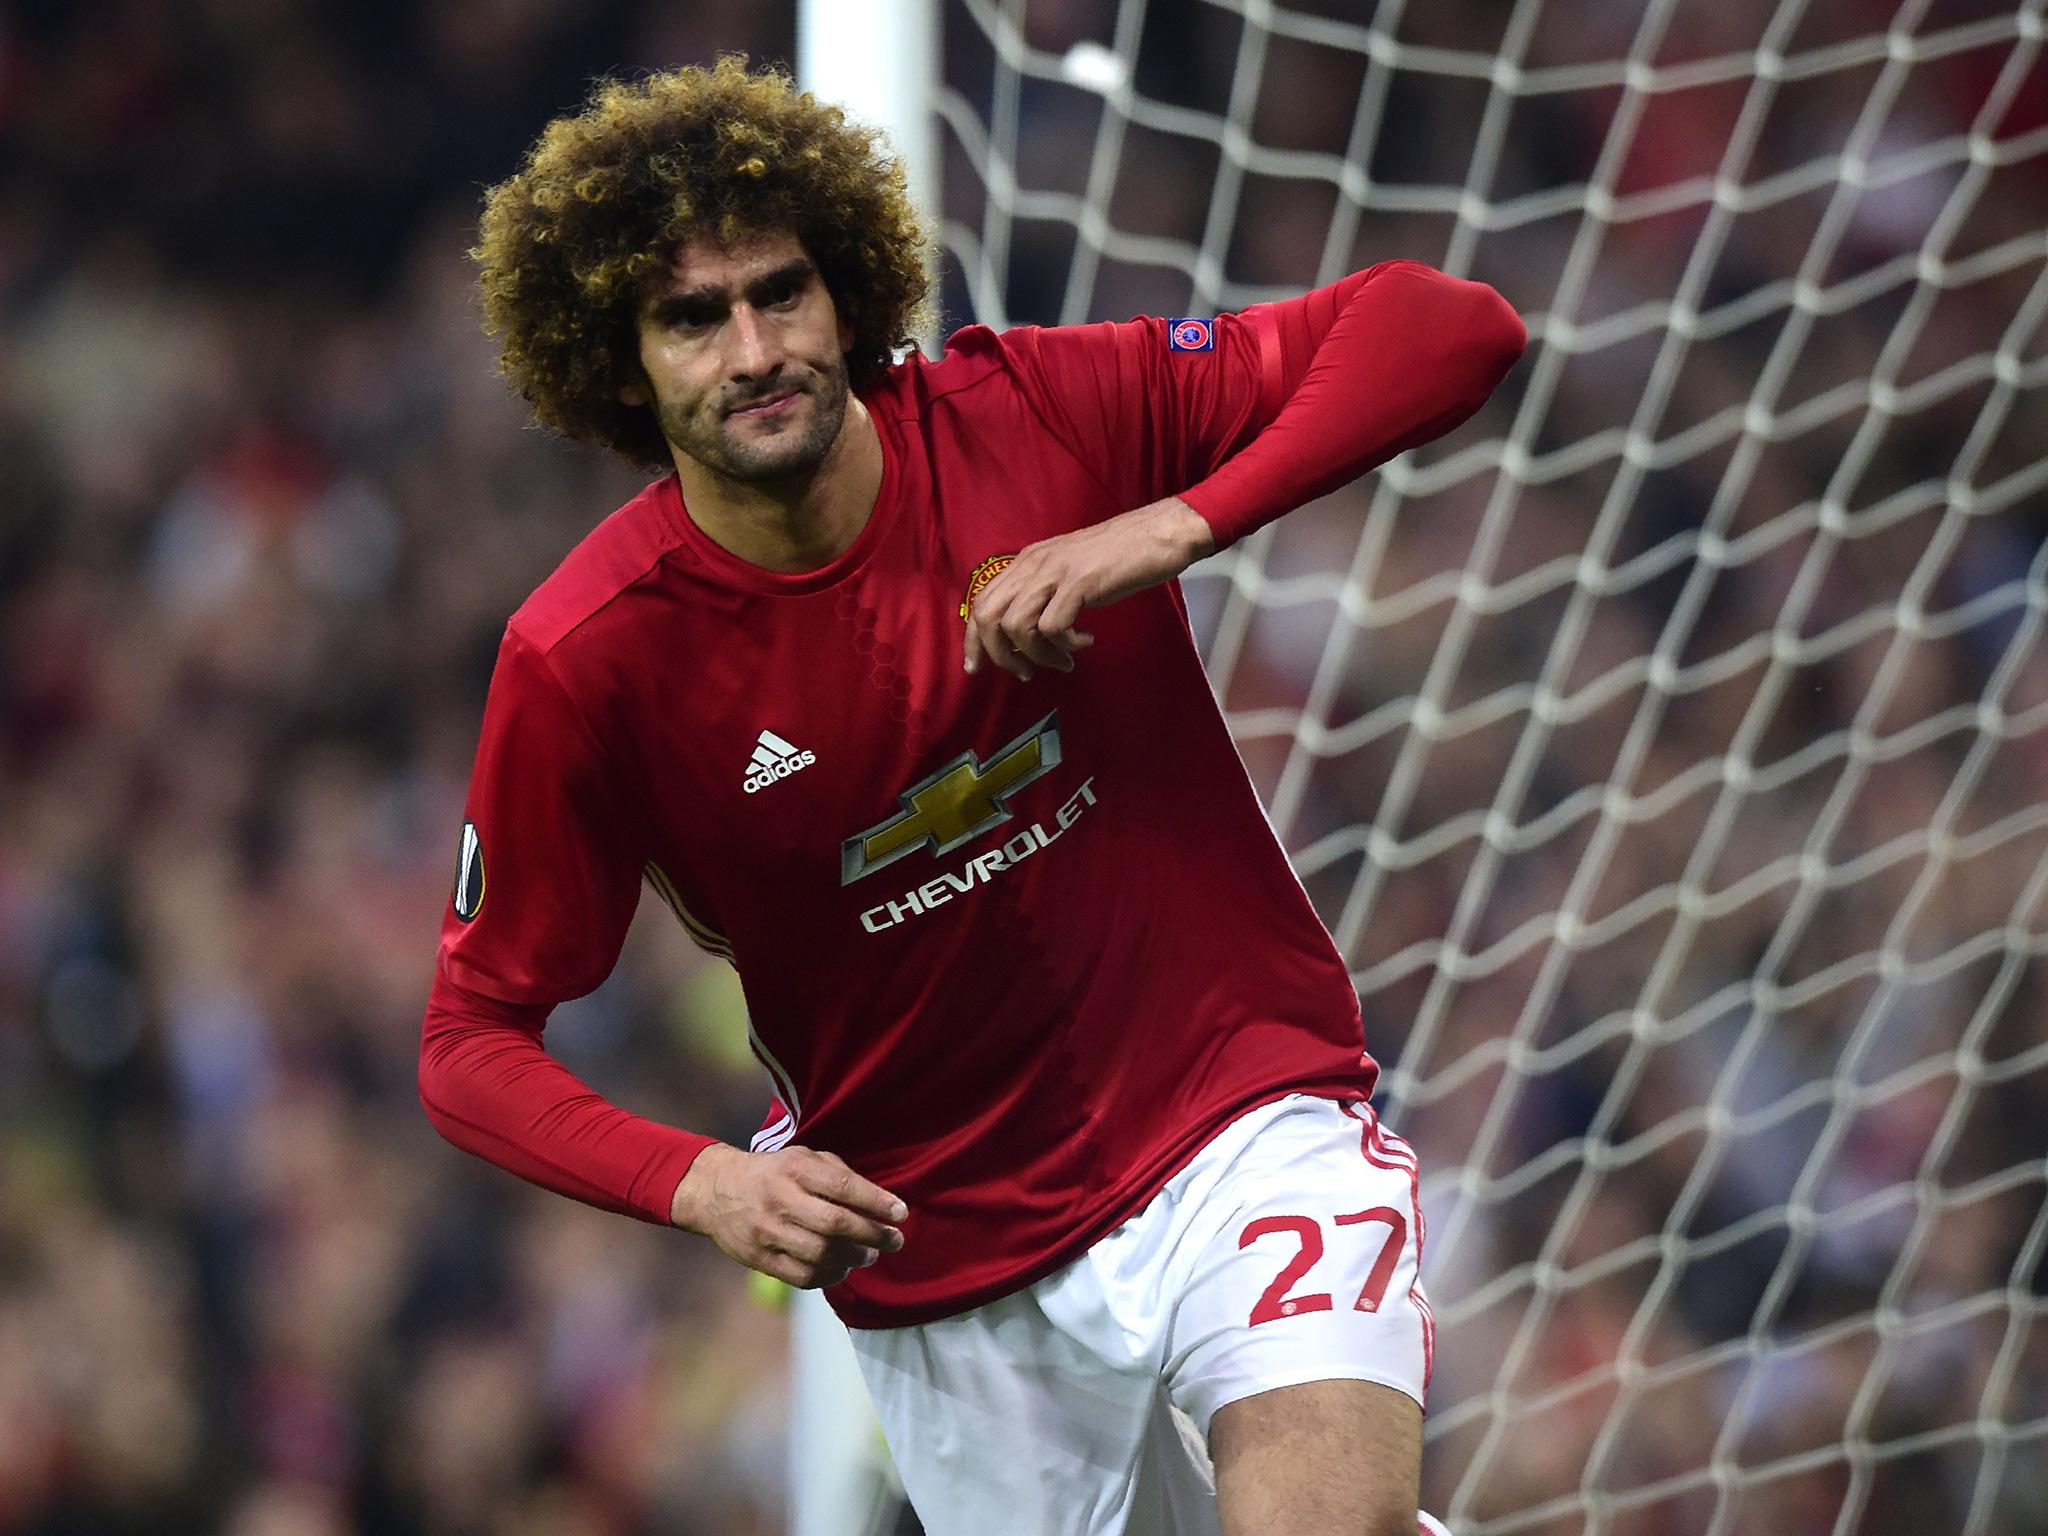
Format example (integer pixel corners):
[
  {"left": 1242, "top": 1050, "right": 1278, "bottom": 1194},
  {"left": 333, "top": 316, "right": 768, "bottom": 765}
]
[{"left": 629, "top": 230, "right": 854, "bottom": 482}]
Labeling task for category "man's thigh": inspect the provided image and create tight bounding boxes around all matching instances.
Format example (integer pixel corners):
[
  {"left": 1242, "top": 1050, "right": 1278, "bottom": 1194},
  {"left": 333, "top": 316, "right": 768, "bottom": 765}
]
[
  {"left": 1210, "top": 1379, "right": 1421, "bottom": 1536},
  {"left": 1159, "top": 1097, "right": 1435, "bottom": 1531}
]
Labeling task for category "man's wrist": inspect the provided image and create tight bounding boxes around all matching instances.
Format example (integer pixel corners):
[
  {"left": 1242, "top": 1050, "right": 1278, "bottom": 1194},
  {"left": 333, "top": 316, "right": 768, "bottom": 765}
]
[
  {"left": 669, "top": 1141, "right": 742, "bottom": 1231},
  {"left": 1156, "top": 496, "right": 1217, "bottom": 564}
]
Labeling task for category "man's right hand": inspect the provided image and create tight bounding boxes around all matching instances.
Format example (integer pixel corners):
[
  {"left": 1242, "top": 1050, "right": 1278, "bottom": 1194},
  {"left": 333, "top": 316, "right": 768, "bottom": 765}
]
[{"left": 670, "top": 1143, "right": 908, "bottom": 1289}]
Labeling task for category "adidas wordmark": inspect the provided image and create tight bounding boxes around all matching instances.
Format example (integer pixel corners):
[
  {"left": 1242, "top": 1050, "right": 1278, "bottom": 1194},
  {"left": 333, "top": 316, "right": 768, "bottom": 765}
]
[{"left": 744, "top": 729, "right": 817, "bottom": 794}]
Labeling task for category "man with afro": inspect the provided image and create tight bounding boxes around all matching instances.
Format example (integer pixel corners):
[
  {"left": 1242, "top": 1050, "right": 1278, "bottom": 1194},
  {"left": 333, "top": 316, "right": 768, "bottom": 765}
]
[{"left": 424, "top": 54, "right": 1522, "bottom": 1536}]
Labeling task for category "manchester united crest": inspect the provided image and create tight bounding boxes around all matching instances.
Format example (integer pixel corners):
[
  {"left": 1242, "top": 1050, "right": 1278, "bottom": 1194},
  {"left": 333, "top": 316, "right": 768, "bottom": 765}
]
[{"left": 959, "top": 554, "right": 1014, "bottom": 620}]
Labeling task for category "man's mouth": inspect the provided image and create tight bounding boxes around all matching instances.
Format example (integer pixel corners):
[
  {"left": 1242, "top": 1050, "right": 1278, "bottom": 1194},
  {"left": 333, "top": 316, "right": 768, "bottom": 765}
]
[{"left": 730, "top": 388, "right": 802, "bottom": 419}]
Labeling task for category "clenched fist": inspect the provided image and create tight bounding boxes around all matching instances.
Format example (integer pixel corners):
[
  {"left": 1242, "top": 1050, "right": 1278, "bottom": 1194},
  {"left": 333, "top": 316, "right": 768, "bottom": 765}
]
[{"left": 670, "top": 1143, "right": 908, "bottom": 1289}]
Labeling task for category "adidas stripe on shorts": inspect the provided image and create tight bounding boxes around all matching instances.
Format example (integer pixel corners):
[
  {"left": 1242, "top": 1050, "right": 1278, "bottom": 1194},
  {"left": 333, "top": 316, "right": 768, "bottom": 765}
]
[{"left": 850, "top": 1094, "right": 1443, "bottom": 1536}]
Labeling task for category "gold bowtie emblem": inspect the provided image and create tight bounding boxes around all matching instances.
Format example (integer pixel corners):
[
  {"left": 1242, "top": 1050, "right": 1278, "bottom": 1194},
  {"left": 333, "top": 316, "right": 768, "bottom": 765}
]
[{"left": 841, "top": 713, "right": 1062, "bottom": 884}]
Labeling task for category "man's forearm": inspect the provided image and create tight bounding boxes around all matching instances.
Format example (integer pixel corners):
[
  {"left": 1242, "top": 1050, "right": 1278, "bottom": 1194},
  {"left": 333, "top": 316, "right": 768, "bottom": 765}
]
[
  {"left": 418, "top": 977, "right": 715, "bottom": 1223},
  {"left": 1183, "top": 261, "right": 1527, "bottom": 549}
]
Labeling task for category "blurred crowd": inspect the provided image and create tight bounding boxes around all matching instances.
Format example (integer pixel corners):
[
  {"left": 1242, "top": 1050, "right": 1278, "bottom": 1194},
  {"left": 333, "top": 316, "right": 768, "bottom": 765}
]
[{"left": 3, "top": 1, "right": 2044, "bottom": 1534}]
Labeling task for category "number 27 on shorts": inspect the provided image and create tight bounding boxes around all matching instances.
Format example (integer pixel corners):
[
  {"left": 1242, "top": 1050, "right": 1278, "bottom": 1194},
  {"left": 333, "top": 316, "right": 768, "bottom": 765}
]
[{"left": 1237, "top": 1207, "right": 1407, "bottom": 1326}]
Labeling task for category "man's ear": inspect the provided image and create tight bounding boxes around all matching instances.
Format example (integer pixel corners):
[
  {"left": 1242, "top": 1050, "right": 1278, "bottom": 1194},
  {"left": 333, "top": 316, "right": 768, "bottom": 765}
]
[
  {"left": 839, "top": 319, "right": 854, "bottom": 354},
  {"left": 619, "top": 381, "right": 648, "bottom": 407}
]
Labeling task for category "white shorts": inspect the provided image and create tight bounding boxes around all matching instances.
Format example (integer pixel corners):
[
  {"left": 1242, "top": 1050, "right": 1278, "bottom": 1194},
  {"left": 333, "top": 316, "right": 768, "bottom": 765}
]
[{"left": 850, "top": 1094, "right": 1439, "bottom": 1536}]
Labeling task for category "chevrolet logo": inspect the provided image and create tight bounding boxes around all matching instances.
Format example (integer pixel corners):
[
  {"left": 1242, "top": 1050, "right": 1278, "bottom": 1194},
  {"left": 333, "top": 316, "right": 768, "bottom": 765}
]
[{"left": 841, "top": 713, "right": 1062, "bottom": 884}]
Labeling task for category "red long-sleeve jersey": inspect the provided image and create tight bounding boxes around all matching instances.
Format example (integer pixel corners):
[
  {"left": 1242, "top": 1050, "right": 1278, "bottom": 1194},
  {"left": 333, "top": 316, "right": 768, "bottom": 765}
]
[{"left": 419, "top": 260, "right": 1525, "bottom": 1328}]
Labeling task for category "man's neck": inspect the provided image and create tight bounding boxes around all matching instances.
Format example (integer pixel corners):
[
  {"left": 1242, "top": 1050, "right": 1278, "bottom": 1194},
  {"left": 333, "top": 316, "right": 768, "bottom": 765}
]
[{"left": 671, "top": 398, "right": 884, "bottom": 574}]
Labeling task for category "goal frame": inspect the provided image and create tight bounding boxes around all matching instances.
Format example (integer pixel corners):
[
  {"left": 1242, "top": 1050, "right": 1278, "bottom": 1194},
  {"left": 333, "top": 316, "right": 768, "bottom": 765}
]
[{"left": 787, "top": 2, "right": 2048, "bottom": 1532}]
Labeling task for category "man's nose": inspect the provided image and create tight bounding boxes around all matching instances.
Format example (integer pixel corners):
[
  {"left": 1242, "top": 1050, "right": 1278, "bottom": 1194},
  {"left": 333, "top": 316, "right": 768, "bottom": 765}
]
[{"left": 726, "top": 304, "right": 781, "bottom": 380}]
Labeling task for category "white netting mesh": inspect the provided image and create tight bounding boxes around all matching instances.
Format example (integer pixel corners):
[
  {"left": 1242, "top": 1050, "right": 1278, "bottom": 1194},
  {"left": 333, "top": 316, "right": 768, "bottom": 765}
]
[{"left": 937, "top": 1, "right": 2048, "bottom": 1530}]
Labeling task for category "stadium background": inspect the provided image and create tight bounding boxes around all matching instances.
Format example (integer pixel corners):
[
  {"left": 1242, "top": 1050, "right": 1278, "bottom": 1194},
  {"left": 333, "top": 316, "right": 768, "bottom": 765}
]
[{"left": 1, "top": 1, "right": 2043, "bottom": 1533}]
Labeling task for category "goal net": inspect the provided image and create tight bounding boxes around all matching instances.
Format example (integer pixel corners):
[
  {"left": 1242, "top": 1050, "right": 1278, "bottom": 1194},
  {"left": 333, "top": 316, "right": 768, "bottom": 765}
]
[{"left": 921, "top": 0, "right": 2048, "bottom": 1531}]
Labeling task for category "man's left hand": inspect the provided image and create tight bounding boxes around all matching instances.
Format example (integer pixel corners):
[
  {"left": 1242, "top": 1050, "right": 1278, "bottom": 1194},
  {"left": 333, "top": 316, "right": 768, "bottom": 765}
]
[{"left": 962, "top": 497, "right": 1217, "bottom": 680}]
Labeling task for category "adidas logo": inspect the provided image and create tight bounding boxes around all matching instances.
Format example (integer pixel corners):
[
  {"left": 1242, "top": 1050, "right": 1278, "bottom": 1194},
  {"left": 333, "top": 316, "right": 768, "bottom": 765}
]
[{"left": 743, "top": 729, "right": 817, "bottom": 794}]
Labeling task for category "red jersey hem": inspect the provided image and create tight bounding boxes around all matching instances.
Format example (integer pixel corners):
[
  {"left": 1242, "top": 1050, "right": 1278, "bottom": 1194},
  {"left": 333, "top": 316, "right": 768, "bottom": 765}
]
[{"left": 827, "top": 1067, "right": 1376, "bottom": 1330}]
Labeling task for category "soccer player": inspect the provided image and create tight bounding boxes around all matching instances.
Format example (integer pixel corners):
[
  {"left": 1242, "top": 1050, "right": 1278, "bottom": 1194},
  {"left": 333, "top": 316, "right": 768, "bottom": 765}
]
[{"left": 421, "top": 57, "right": 1522, "bottom": 1536}]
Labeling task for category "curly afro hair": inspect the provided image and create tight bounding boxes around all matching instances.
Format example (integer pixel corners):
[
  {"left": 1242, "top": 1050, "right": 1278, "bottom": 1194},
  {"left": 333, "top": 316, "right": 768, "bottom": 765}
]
[{"left": 474, "top": 57, "right": 934, "bottom": 467}]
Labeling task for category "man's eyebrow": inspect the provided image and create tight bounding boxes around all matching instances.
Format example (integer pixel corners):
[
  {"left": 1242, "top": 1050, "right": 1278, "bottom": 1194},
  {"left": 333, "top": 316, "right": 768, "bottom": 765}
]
[{"left": 648, "top": 285, "right": 724, "bottom": 320}]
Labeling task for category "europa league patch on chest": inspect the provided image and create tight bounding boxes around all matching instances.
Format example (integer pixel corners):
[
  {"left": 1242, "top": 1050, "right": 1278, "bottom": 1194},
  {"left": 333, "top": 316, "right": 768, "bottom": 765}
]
[
  {"left": 453, "top": 820, "right": 486, "bottom": 922},
  {"left": 959, "top": 553, "right": 1014, "bottom": 619},
  {"left": 1168, "top": 318, "right": 1215, "bottom": 351}
]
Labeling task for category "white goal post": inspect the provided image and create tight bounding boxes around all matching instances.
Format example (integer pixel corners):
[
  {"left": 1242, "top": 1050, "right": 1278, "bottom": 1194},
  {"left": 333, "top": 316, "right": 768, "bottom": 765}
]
[
  {"left": 795, "top": 1, "right": 2048, "bottom": 1532},
  {"left": 792, "top": 19, "right": 936, "bottom": 1536}
]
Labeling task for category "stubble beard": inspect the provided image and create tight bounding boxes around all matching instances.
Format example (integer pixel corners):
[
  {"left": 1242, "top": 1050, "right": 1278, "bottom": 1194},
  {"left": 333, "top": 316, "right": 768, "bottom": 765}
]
[{"left": 661, "top": 361, "right": 851, "bottom": 484}]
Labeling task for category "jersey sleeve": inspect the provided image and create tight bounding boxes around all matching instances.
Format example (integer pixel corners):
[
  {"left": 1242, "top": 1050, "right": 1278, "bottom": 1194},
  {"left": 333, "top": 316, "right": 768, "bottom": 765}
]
[
  {"left": 991, "top": 306, "right": 1273, "bottom": 515},
  {"left": 437, "top": 625, "right": 644, "bottom": 1005},
  {"left": 995, "top": 261, "right": 1527, "bottom": 548},
  {"left": 418, "top": 625, "right": 713, "bottom": 1224}
]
